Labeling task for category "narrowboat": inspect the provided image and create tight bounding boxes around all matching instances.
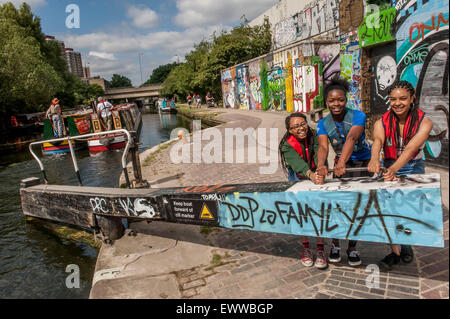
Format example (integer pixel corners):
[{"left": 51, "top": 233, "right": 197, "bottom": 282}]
[
  {"left": 158, "top": 99, "right": 177, "bottom": 114},
  {"left": 42, "top": 109, "right": 92, "bottom": 155},
  {"left": 87, "top": 103, "right": 141, "bottom": 154}
]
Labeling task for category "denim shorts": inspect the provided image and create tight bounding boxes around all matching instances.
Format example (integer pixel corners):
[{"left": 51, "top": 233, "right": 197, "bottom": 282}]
[
  {"left": 287, "top": 168, "right": 303, "bottom": 182},
  {"left": 383, "top": 158, "right": 425, "bottom": 175}
]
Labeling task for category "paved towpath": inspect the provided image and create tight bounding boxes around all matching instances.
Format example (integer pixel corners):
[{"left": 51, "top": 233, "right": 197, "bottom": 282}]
[{"left": 90, "top": 107, "right": 448, "bottom": 299}]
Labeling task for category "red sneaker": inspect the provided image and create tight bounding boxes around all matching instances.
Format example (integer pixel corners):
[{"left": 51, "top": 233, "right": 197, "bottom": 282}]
[
  {"left": 301, "top": 247, "right": 314, "bottom": 267},
  {"left": 315, "top": 250, "right": 328, "bottom": 269}
]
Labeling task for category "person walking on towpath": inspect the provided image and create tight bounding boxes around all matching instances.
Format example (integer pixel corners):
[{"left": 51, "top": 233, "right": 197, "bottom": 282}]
[
  {"left": 96, "top": 96, "right": 114, "bottom": 131},
  {"left": 368, "top": 80, "right": 433, "bottom": 270},
  {"left": 45, "top": 97, "right": 63, "bottom": 138},
  {"left": 315, "top": 77, "right": 372, "bottom": 267},
  {"left": 187, "top": 94, "right": 192, "bottom": 106},
  {"left": 279, "top": 112, "right": 327, "bottom": 269}
]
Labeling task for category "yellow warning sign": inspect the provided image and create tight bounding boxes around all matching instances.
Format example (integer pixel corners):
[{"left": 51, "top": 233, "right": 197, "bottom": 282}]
[{"left": 200, "top": 203, "right": 214, "bottom": 219}]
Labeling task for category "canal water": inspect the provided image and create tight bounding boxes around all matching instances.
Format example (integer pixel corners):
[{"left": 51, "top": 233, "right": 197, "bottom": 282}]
[{"left": 0, "top": 112, "right": 190, "bottom": 298}]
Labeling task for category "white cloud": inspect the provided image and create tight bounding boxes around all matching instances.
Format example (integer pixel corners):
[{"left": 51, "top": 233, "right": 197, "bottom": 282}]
[
  {"left": 87, "top": 55, "right": 136, "bottom": 81},
  {"left": 59, "top": 1, "right": 276, "bottom": 86},
  {"left": 174, "top": 0, "right": 277, "bottom": 27},
  {"left": 65, "top": 25, "right": 226, "bottom": 86},
  {"left": 87, "top": 53, "right": 167, "bottom": 87},
  {"left": 62, "top": 24, "right": 228, "bottom": 55},
  {"left": 88, "top": 51, "right": 117, "bottom": 61},
  {"left": 0, "top": 0, "right": 46, "bottom": 8},
  {"left": 127, "top": 5, "right": 159, "bottom": 29}
]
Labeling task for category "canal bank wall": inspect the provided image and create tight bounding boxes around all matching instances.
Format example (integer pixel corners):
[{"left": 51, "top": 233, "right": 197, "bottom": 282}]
[{"left": 92, "top": 107, "right": 449, "bottom": 299}]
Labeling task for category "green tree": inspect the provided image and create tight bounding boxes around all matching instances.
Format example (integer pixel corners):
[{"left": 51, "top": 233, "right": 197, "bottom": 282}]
[
  {"left": 144, "top": 62, "right": 179, "bottom": 85},
  {"left": 0, "top": 17, "right": 63, "bottom": 121},
  {"left": 0, "top": 2, "right": 67, "bottom": 76},
  {"left": 161, "top": 17, "right": 272, "bottom": 101},
  {"left": 110, "top": 74, "right": 133, "bottom": 88}
]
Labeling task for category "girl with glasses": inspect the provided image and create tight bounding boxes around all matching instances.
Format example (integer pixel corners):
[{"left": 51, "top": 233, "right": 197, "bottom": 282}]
[{"left": 279, "top": 113, "right": 327, "bottom": 269}]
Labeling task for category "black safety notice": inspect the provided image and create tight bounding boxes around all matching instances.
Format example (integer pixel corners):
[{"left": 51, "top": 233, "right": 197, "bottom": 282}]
[{"left": 169, "top": 199, "right": 218, "bottom": 225}]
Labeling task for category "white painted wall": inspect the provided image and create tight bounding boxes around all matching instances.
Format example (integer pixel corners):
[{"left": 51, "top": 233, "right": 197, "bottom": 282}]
[{"left": 248, "top": 0, "right": 310, "bottom": 28}]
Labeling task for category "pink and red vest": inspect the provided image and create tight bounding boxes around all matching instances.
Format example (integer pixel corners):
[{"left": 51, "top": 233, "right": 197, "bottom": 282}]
[{"left": 382, "top": 109, "right": 424, "bottom": 160}]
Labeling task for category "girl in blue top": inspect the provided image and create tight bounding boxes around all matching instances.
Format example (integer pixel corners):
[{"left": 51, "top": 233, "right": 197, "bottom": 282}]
[{"left": 316, "top": 77, "right": 372, "bottom": 267}]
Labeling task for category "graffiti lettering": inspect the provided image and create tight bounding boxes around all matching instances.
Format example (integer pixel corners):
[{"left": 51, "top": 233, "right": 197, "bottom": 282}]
[
  {"left": 220, "top": 189, "right": 441, "bottom": 246},
  {"left": 201, "top": 193, "right": 225, "bottom": 201},
  {"left": 90, "top": 197, "right": 109, "bottom": 213},
  {"left": 359, "top": 8, "right": 396, "bottom": 47},
  {"left": 409, "top": 13, "right": 449, "bottom": 43},
  {"left": 118, "top": 198, "right": 156, "bottom": 218},
  {"left": 403, "top": 44, "right": 429, "bottom": 65},
  {"left": 218, "top": 174, "right": 443, "bottom": 247}
]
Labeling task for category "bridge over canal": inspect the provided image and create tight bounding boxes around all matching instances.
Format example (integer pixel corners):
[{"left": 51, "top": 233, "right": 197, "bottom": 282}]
[{"left": 104, "top": 84, "right": 162, "bottom": 101}]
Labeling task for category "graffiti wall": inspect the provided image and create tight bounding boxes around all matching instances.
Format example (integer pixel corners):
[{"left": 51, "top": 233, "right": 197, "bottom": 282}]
[
  {"left": 220, "top": 0, "right": 448, "bottom": 169},
  {"left": 285, "top": 53, "right": 294, "bottom": 113},
  {"left": 369, "top": 42, "right": 397, "bottom": 114},
  {"left": 248, "top": 61, "right": 263, "bottom": 110},
  {"left": 236, "top": 64, "right": 250, "bottom": 110},
  {"left": 340, "top": 31, "right": 362, "bottom": 110},
  {"left": 221, "top": 68, "right": 237, "bottom": 109},
  {"left": 218, "top": 174, "right": 444, "bottom": 247},
  {"left": 268, "top": 66, "right": 286, "bottom": 111},
  {"left": 394, "top": 0, "right": 449, "bottom": 167},
  {"left": 358, "top": 7, "right": 396, "bottom": 47},
  {"left": 292, "top": 58, "right": 323, "bottom": 113},
  {"left": 317, "top": 44, "right": 341, "bottom": 83},
  {"left": 273, "top": 0, "right": 340, "bottom": 49},
  {"left": 273, "top": 16, "right": 297, "bottom": 49},
  {"left": 260, "top": 60, "right": 270, "bottom": 111}
]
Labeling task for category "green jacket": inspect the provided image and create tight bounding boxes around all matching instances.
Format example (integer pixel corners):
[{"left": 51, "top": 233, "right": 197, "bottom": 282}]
[{"left": 281, "top": 134, "right": 319, "bottom": 177}]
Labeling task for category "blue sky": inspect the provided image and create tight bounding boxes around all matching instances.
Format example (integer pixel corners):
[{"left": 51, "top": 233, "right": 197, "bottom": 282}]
[{"left": 1, "top": 0, "right": 278, "bottom": 86}]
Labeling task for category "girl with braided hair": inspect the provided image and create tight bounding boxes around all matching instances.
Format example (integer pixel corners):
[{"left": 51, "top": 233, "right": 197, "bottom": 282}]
[
  {"left": 368, "top": 80, "right": 433, "bottom": 270},
  {"left": 279, "top": 113, "right": 328, "bottom": 269}
]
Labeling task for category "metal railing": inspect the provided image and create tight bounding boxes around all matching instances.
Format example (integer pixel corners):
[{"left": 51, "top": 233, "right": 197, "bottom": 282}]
[{"left": 29, "top": 129, "right": 133, "bottom": 188}]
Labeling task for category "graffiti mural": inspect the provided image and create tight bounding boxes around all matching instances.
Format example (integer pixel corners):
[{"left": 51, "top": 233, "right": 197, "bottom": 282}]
[
  {"left": 292, "top": 58, "right": 322, "bottom": 113},
  {"left": 268, "top": 67, "right": 286, "bottom": 111},
  {"left": 359, "top": 7, "right": 396, "bottom": 47},
  {"left": 273, "top": 16, "right": 297, "bottom": 49},
  {"left": 248, "top": 61, "right": 263, "bottom": 110},
  {"left": 369, "top": 42, "right": 397, "bottom": 114},
  {"left": 218, "top": 174, "right": 444, "bottom": 247},
  {"left": 340, "top": 31, "right": 362, "bottom": 110},
  {"left": 221, "top": 68, "right": 237, "bottom": 109},
  {"left": 272, "top": 0, "right": 340, "bottom": 49},
  {"left": 285, "top": 53, "right": 294, "bottom": 113},
  {"left": 260, "top": 60, "right": 270, "bottom": 111},
  {"left": 295, "top": 0, "right": 340, "bottom": 43},
  {"left": 317, "top": 44, "right": 341, "bottom": 83},
  {"left": 236, "top": 64, "right": 250, "bottom": 110},
  {"left": 395, "top": 0, "right": 449, "bottom": 166}
]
